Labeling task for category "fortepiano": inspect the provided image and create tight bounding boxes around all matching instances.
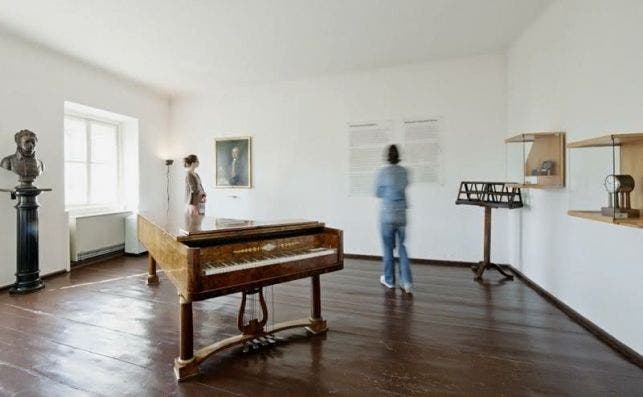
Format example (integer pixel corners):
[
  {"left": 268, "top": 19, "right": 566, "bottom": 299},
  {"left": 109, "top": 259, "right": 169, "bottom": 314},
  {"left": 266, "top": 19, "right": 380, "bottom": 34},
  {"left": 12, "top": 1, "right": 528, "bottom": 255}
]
[{"left": 137, "top": 213, "right": 343, "bottom": 381}]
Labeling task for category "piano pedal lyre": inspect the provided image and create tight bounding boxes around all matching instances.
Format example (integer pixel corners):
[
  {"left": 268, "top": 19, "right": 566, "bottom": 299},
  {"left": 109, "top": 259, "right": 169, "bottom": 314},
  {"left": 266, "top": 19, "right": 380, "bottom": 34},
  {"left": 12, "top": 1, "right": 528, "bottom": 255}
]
[
  {"left": 238, "top": 288, "right": 269, "bottom": 335},
  {"left": 237, "top": 289, "right": 288, "bottom": 353}
]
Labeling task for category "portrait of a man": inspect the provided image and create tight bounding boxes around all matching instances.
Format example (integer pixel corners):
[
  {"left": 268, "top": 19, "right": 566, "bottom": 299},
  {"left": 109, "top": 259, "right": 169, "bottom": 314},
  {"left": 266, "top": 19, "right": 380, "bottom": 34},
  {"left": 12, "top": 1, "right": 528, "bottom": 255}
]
[{"left": 215, "top": 137, "right": 252, "bottom": 188}]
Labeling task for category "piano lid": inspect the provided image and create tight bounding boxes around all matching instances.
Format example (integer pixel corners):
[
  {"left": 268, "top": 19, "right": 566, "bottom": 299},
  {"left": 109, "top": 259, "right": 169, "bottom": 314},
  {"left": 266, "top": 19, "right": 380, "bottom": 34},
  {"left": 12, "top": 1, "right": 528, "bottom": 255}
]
[{"left": 138, "top": 212, "right": 324, "bottom": 242}]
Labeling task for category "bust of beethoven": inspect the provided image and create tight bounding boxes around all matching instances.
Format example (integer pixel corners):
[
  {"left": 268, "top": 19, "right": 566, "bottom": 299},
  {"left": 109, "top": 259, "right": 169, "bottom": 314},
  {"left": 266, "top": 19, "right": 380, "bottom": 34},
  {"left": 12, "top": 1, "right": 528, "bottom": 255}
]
[{"left": 0, "top": 129, "right": 45, "bottom": 187}]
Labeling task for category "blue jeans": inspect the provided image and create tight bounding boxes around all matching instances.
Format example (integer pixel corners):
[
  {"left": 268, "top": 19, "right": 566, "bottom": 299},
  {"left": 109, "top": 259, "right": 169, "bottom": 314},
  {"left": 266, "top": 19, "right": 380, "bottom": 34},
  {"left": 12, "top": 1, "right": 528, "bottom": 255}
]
[{"left": 381, "top": 222, "right": 412, "bottom": 287}]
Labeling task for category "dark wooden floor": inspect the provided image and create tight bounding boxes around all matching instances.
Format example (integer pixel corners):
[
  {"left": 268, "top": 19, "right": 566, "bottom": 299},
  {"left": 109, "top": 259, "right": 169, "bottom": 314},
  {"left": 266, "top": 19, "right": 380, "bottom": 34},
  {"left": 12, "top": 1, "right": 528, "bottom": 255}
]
[{"left": 0, "top": 256, "right": 640, "bottom": 396}]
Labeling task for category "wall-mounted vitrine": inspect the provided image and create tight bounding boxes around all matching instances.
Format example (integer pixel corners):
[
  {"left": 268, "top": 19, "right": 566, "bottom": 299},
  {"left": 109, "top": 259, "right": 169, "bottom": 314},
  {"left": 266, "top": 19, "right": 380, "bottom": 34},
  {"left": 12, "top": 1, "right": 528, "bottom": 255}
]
[
  {"left": 567, "top": 133, "right": 643, "bottom": 228},
  {"left": 505, "top": 132, "right": 565, "bottom": 189}
]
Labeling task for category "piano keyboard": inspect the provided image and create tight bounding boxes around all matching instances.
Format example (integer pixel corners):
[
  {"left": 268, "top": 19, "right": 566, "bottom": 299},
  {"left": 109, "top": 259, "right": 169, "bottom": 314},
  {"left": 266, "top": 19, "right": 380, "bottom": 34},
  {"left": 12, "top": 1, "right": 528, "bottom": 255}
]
[{"left": 202, "top": 247, "right": 338, "bottom": 276}]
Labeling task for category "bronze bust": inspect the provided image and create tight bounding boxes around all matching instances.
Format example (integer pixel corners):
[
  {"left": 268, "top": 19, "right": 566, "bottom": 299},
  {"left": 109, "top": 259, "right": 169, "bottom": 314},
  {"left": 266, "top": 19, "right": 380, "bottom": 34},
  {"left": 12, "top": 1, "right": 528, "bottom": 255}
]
[{"left": 1, "top": 130, "right": 44, "bottom": 187}]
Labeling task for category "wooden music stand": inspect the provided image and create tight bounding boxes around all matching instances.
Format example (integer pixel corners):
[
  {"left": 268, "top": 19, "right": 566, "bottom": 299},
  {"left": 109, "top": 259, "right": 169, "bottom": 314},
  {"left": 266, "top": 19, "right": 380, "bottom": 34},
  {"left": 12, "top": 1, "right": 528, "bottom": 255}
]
[{"left": 455, "top": 182, "right": 523, "bottom": 281}]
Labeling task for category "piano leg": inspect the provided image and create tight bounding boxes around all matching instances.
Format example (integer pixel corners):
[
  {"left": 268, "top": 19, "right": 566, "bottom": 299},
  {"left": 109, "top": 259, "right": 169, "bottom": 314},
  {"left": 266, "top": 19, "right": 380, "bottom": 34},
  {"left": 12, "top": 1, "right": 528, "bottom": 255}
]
[
  {"left": 307, "top": 275, "right": 328, "bottom": 334},
  {"left": 174, "top": 296, "right": 200, "bottom": 381},
  {"left": 146, "top": 255, "right": 159, "bottom": 285}
]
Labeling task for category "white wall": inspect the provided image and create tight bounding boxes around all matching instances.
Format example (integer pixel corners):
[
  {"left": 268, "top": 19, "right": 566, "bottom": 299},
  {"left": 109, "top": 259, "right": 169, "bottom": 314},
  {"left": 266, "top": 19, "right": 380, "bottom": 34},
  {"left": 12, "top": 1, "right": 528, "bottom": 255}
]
[
  {"left": 0, "top": 31, "right": 170, "bottom": 286},
  {"left": 169, "top": 54, "right": 509, "bottom": 263},
  {"left": 507, "top": 0, "right": 643, "bottom": 353}
]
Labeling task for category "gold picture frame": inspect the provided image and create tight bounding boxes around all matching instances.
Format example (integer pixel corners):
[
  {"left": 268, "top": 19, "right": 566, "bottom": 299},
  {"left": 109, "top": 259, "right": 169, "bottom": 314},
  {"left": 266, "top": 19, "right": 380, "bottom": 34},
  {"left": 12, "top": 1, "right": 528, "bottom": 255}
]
[{"left": 215, "top": 136, "right": 252, "bottom": 188}]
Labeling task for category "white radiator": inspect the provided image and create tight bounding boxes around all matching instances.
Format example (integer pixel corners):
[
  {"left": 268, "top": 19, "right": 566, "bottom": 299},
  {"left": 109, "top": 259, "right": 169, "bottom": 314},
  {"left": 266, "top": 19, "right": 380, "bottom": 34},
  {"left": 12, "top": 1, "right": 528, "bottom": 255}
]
[{"left": 69, "top": 211, "right": 131, "bottom": 262}]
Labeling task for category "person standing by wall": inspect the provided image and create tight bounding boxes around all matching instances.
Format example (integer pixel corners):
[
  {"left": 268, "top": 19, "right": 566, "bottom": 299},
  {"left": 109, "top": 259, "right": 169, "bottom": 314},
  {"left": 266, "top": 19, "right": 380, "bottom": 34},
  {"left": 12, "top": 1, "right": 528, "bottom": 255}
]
[
  {"left": 184, "top": 154, "right": 206, "bottom": 215},
  {"left": 375, "top": 144, "right": 412, "bottom": 294}
]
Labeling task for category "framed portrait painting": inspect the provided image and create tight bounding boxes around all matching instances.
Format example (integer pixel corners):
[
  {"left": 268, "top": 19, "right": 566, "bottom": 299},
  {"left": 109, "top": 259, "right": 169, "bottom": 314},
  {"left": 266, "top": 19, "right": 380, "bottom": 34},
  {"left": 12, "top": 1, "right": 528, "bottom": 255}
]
[{"left": 215, "top": 136, "right": 252, "bottom": 188}]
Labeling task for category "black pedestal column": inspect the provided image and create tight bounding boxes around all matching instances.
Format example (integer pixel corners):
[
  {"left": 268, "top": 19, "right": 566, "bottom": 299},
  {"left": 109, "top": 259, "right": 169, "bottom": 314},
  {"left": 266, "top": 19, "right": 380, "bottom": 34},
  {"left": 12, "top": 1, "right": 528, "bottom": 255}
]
[{"left": 7, "top": 187, "right": 50, "bottom": 294}]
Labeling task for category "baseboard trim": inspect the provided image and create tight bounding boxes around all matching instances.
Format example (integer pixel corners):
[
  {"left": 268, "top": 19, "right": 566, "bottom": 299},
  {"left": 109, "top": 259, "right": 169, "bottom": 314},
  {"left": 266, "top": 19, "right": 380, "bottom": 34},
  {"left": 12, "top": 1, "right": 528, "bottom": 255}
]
[
  {"left": 2, "top": 250, "right": 127, "bottom": 290},
  {"left": 0, "top": 269, "right": 68, "bottom": 292},
  {"left": 345, "top": 253, "right": 475, "bottom": 267},
  {"left": 346, "top": 253, "right": 642, "bottom": 368},
  {"left": 43, "top": 269, "right": 68, "bottom": 279},
  {"left": 508, "top": 266, "right": 643, "bottom": 368},
  {"left": 345, "top": 253, "right": 513, "bottom": 268}
]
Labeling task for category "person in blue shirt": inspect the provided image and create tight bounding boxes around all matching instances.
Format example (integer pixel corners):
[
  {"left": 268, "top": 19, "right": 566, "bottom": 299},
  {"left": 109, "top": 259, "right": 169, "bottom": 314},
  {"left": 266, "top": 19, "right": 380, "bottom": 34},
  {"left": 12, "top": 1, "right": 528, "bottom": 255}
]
[{"left": 375, "top": 144, "right": 412, "bottom": 294}]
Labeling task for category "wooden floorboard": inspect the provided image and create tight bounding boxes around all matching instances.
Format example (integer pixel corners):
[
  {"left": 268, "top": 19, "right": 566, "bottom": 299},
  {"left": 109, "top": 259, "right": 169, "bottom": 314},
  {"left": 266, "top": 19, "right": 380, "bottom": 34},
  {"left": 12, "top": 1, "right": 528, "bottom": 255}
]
[{"left": 0, "top": 256, "right": 640, "bottom": 396}]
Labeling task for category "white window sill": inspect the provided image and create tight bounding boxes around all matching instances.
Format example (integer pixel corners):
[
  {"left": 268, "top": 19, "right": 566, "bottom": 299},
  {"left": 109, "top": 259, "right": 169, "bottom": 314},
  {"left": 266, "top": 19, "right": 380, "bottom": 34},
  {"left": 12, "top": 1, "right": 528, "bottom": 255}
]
[{"left": 67, "top": 209, "right": 133, "bottom": 219}]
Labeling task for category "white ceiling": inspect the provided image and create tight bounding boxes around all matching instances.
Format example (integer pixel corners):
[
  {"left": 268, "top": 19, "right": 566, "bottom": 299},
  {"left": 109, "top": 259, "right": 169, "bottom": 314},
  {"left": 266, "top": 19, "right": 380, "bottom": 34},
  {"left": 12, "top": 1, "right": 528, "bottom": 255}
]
[{"left": 0, "top": 0, "right": 553, "bottom": 97}]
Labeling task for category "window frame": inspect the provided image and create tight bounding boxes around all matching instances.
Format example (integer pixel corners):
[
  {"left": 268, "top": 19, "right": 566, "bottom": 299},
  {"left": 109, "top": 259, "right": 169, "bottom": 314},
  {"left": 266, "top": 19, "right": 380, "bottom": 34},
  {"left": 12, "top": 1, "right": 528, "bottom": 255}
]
[{"left": 64, "top": 113, "right": 124, "bottom": 213}]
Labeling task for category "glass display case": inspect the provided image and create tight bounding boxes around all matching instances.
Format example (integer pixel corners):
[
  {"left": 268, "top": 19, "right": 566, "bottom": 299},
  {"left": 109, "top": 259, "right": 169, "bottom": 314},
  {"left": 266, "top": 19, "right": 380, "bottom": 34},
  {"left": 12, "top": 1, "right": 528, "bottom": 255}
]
[
  {"left": 567, "top": 133, "right": 643, "bottom": 228},
  {"left": 505, "top": 132, "right": 566, "bottom": 189}
]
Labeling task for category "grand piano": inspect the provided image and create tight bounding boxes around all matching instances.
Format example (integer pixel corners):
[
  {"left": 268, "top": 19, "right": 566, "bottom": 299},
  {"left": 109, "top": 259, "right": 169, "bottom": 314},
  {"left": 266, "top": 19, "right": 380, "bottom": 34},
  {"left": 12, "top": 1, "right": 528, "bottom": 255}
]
[{"left": 137, "top": 213, "right": 343, "bottom": 381}]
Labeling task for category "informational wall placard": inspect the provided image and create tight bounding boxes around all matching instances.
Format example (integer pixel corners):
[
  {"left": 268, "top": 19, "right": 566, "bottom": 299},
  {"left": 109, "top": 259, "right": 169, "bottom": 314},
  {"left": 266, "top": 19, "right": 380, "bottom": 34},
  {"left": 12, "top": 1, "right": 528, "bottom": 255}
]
[
  {"left": 348, "top": 118, "right": 442, "bottom": 196},
  {"left": 348, "top": 121, "right": 392, "bottom": 196},
  {"left": 402, "top": 119, "right": 441, "bottom": 183}
]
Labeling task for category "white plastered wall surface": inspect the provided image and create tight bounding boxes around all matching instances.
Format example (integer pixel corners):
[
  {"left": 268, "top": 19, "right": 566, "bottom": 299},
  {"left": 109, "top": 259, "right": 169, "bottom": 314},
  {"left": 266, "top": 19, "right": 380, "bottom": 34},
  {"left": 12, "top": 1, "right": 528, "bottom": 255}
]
[
  {"left": 0, "top": 31, "right": 170, "bottom": 287},
  {"left": 507, "top": 0, "right": 643, "bottom": 354},
  {"left": 168, "top": 54, "right": 510, "bottom": 266}
]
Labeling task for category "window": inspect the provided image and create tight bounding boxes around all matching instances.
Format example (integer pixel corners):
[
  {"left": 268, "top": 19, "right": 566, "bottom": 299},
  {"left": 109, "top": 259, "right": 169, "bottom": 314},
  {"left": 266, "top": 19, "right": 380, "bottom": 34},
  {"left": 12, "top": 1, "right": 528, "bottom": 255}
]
[{"left": 64, "top": 115, "right": 122, "bottom": 211}]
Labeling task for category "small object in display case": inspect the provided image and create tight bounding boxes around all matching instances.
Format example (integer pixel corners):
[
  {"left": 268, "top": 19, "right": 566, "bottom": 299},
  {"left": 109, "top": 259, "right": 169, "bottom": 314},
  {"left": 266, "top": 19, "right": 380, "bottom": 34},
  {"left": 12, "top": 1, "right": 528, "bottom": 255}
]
[
  {"left": 531, "top": 160, "right": 554, "bottom": 176},
  {"left": 504, "top": 132, "right": 565, "bottom": 189},
  {"left": 600, "top": 174, "right": 640, "bottom": 219}
]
